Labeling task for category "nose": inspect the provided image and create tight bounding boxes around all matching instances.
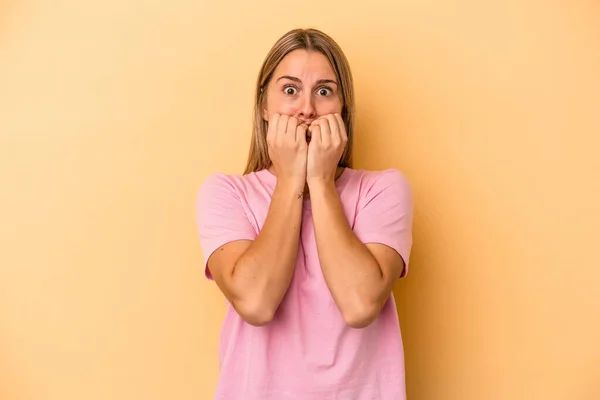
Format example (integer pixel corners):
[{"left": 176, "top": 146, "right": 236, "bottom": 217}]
[{"left": 297, "top": 92, "right": 317, "bottom": 123}]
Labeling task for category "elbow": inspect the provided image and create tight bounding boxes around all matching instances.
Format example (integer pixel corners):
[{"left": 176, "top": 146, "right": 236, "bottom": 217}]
[
  {"left": 242, "top": 310, "right": 275, "bottom": 327},
  {"left": 235, "top": 300, "right": 277, "bottom": 327},
  {"left": 342, "top": 302, "right": 380, "bottom": 329}
]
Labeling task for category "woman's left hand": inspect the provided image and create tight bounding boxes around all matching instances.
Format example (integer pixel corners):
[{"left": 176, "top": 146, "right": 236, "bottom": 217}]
[{"left": 307, "top": 113, "right": 347, "bottom": 185}]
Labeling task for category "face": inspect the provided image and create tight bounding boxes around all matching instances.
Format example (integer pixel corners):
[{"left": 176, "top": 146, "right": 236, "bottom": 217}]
[{"left": 262, "top": 49, "right": 343, "bottom": 125}]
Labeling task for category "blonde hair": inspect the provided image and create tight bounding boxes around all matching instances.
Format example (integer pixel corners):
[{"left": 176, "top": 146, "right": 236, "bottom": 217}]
[{"left": 243, "top": 28, "right": 355, "bottom": 174}]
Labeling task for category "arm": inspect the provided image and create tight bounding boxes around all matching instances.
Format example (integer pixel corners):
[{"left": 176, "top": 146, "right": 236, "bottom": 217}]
[
  {"left": 306, "top": 115, "right": 413, "bottom": 329},
  {"left": 308, "top": 171, "right": 413, "bottom": 329},
  {"left": 197, "top": 115, "right": 309, "bottom": 326},
  {"left": 196, "top": 175, "right": 305, "bottom": 327}
]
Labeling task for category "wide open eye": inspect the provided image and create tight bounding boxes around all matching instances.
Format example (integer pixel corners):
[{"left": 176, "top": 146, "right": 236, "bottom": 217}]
[
  {"left": 283, "top": 85, "right": 298, "bottom": 95},
  {"left": 316, "top": 87, "right": 333, "bottom": 96}
]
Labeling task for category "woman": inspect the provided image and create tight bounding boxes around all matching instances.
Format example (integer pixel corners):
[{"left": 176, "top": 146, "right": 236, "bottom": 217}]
[{"left": 196, "top": 28, "right": 414, "bottom": 400}]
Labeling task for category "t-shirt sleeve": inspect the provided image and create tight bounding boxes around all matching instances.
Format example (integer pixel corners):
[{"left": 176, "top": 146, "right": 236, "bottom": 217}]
[
  {"left": 352, "top": 169, "right": 414, "bottom": 278},
  {"left": 195, "top": 173, "right": 257, "bottom": 280}
]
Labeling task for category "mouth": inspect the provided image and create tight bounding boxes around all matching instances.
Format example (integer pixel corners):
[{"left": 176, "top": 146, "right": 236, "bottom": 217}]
[{"left": 306, "top": 126, "right": 312, "bottom": 143}]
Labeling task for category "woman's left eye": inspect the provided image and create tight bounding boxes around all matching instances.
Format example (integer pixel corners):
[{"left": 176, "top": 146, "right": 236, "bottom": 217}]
[{"left": 317, "top": 87, "right": 332, "bottom": 96}]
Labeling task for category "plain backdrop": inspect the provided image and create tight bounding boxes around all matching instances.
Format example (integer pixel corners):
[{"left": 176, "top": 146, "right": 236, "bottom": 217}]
[{"left": 1, "top": 0, "right": 599, "bottom": 399}]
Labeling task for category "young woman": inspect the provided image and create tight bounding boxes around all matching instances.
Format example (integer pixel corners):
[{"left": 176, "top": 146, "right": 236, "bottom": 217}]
[{"left": 196, "top": 28, "right": 414, "bottom": 400}]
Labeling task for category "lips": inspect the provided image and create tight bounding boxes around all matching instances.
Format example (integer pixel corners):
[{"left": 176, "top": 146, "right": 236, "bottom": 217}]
[{"left": 306, "top": 126, "right": 312, "bottom": 143}]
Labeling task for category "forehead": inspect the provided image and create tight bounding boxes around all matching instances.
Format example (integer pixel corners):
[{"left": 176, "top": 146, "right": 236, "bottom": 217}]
[{"left": 273, "top": 49, "right": 336, "bottom": 80}]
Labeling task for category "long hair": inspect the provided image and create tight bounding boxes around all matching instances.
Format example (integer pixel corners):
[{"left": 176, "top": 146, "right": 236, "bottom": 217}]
[{"left": 243, "top": 28, "right": 355, "bottom": 174}]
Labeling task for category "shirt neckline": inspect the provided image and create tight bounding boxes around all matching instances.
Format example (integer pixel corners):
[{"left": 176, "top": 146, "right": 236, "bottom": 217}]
[{"left": 256, "top": 167, "right": 352, "bottom": 191}]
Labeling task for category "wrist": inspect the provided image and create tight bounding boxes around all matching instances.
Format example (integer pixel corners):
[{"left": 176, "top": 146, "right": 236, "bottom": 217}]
[
  {"left": 275, "top": 177, "right": 306, "bottom": 195},
  {"left": 307, "top": 177, "right": 336, "bottom": 192}
]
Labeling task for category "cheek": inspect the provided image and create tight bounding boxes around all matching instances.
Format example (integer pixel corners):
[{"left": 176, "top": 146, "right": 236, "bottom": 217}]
[
  {"left": 316, "top": 97, "right": 343, "bottom": 115},
  {"left": 266, "top": 95, "right": 296, "bottom": 114}
]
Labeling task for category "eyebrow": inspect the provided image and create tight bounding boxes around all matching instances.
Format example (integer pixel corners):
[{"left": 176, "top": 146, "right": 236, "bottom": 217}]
[{"left": 276, "top": 75, "right": 339, "bottom": 86}]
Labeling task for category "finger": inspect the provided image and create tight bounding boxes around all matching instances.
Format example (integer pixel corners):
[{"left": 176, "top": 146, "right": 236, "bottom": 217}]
[
  {"left": 296, "top": 123, "right": 308, "bottom": 145},
  {"left": 316, "top": 117, "right": 331, "bottom": 147},
  {"left": 333, "top": 113, "right": 347, "bottom": 142},
  {"left": 326, "top": 114, "right": 341, "bottom": 143},
  {"left": 309, "top": 124, "right": 321, "bottom": 145},
  {"left": 266, "top": 113, "right": 280, "bottom": 144},
  {"left": 277, "top": 114, "right": 290, "bottom": 138},
  {"left": 287, "top": 116, "right": 298, "bottom": 138}
]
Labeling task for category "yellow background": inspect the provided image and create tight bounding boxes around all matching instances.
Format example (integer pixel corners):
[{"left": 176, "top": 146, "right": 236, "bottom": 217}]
[{"left": 1, "top": 0, "right": 599, "bottom": 399}]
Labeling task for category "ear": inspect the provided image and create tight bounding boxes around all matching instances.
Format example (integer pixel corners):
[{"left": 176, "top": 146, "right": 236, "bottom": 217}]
[{"left": 263, "top": 108, "right": 269, "bottom": 121}]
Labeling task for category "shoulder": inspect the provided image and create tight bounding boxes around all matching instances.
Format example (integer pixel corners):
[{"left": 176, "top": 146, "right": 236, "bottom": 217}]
[
  {"left": 198, "top": 171, "right": 265, "bottom": 197},
  {"left": 363, "top": 168, "right": 410, "bottom": 185},
  {"left": 199, "top": 172, "right": 239, "bottom": 191},
  {"left": 196, "top": 170, "right": 275, "bottom": 212},
  {"left": 344, "top": 168, "right": 412, "bottom": 196},
  {"left": 197, "top": 173, "right": 237, "bottom": 201}
]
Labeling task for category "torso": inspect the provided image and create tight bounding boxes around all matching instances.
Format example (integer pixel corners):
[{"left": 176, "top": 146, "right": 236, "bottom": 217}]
[{"left": 213, "top": 168, "right": 407, "bottom": 400}]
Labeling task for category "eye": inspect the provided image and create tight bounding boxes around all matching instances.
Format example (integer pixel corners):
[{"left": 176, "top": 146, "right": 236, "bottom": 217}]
[
  {"left": 317, "top": 87, "right": 333, "bottom": 96},
  {"left": 283, "top": 85, "right": 298, "bottom": 95}
]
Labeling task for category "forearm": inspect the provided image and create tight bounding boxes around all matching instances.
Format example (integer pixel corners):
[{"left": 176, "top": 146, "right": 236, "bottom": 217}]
[
  {"left": 232, "top": 179, "right": 304, "bottom": 318},
  {"left": 309, "top": 181, "right": 388, "bottom": 327}
]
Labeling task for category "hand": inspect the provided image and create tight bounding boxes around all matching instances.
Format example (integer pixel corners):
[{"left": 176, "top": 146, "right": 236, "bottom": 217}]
[
  {"left": 306, "top": 113, "right": 347, "bottom": 185},
  {"left": 266, "top": 113, "right": 309, "bottom": 185}
]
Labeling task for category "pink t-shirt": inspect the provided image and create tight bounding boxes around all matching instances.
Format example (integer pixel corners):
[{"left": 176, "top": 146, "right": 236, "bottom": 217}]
[{"left": 196, "top": 168, "right": 413, "bottom": 400}]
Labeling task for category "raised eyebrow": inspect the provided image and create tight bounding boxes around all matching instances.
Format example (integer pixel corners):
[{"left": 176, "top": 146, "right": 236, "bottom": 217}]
[
  {"left": 315, "top": 79, "right": 338, "bottom": 86},
  {"left": 276, "top": 76, "right": 339, "bottom": 86},
  {"left": 276, "top": 75, "right": 302, "bottom": 83}
]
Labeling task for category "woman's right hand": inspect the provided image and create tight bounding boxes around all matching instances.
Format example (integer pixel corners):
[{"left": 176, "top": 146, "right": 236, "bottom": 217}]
[{"left": 266, "top": 114, "right": 309, "bottom": 185}]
